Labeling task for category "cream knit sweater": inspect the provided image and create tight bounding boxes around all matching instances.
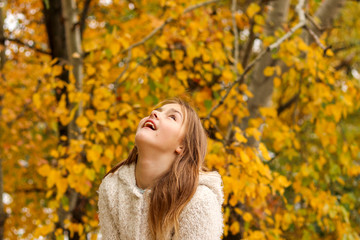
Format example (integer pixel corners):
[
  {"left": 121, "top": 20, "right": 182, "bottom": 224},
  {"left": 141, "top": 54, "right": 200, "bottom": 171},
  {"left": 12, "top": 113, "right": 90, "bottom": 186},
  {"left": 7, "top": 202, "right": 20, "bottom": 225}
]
[{"left": 97, "top": 162, "right": 224, "bottom": 240}]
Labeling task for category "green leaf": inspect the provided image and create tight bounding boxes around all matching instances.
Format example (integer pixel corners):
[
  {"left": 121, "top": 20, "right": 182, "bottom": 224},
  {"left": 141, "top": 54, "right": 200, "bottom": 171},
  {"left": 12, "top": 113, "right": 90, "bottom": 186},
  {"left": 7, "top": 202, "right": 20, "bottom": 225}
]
[
  {"left": 204, "top": 99, "right": 212, "bottom": 110},
  {"left": 43, "top": 0, "right": 50, "bottom": 9},
  {"left": 61, "top": 196, "right": 69, "bottom": 207}
]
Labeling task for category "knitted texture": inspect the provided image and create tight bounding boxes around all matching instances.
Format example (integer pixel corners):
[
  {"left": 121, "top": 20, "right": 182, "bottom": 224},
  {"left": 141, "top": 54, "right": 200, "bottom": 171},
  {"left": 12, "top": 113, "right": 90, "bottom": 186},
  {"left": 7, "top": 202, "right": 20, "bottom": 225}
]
[{"left": 97, "top": 162, "right": 224, "bottom": 240}]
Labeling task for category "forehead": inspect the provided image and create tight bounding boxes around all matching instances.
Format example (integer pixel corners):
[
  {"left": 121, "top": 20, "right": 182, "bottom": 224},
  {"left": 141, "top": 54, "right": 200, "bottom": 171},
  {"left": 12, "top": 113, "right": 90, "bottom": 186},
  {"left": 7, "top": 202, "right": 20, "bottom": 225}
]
[{"left": 159, "top": 103, "right": 183, "bottom": 112}]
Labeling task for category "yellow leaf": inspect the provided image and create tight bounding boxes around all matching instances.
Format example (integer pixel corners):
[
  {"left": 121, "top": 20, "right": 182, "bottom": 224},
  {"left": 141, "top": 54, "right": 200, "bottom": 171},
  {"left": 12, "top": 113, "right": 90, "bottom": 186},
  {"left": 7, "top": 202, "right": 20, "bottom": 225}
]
[
  {"left": 56, "top": 178, "right": 68, "bottom": 200},
  {"left": 243, "top": 212, "right": 253, "bottom": 222},
  {"left": 215, "top": 132, "right": 223, "bottom": 140},
  {"left": 32, "top": 93, "right": 41, "bottom": 109},
  {"left": 246, "top": 3, "right": 260, "bottom": 18},
  {"left": 47, "top": 169, "right": 60, "bottom": 188},
  {"left": 254, "top": 15, "right": 264, "bottom": 25},
  {"left": 230, "top": 221, "right": 240, "bottom": 235},
  {"left": 85, "top": 168, "right": 96, "bottom": 181},
  {"left": 236, "top": 63, "right": 244, "bottom": 74},
  {"left": 277, "top": 175, "right": 291, "bottom": 188},
  {"left": 222, "top": 69, "right": 234, "bottom": 83},
  {"left": 38, "top": 164, "right": 51, "bottom": 177},
  {"left": 240, "top": 150, "right": 250, "bottom": 163},
  {"left": 52, "top": 65, "right": 63, "bottom": 76},
  {"left": 160, "top": 50, "right": 170, "bottom": 60},
  {"left": 86, "top": 65, "right": 96, "bottom": 76},
  {"left": 273, "top": 77, "right": 281, "bottom": 87},
  {"left": 173, "top": 49, "right": 184, "bottom": 61},
  {"left": 259, "top": 107, "right": 277, "bottom": 118},
  {"left": 326, "top": 49, "right": 334, "bottom": 57},
  {"left": 245, "top": 127, "right": 261, "bottom": 141},
  {"left": 253, "top": 25, "right": 263, "bottom": 34},
  {"left": 110, "top": 41, "right": 120, "bottom": 55},
  {"left": 259, "top": 142, "right": 271, "bottom": 161},
  {"left": 177, "top": 70, "right": 187, "bottom": 82},
  {"left": 235, "top": 132, "right": 247, "bottom": 143},
  {"left": 76, "top": 115, "right": 89, "bottom": 128},
  {"left": 156, "top": 36, "right": 167, "bottom": 48},
  {"left": 150, "top": 67, "right": 162, "bottom": 81},
  {"left": 34, "top": 223, "right": 55, "bottom": 238},
  {"left": 263, "top": 66, "right": 275, "bottom": 77}
]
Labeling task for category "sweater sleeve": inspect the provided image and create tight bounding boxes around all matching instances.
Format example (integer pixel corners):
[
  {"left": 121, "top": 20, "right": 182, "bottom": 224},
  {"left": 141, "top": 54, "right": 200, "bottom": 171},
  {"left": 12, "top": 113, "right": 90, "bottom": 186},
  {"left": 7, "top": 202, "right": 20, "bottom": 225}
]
[
  {"left": 178, "top": 186, "right": 223, "bottom": 240},
  {"left": 97, "top": 179, "right": 121, "bottom": 240}
]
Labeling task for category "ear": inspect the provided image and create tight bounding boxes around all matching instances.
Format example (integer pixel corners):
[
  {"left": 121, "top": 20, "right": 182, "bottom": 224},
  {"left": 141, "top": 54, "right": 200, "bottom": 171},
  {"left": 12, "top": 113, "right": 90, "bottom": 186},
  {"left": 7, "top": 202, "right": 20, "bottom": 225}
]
[{"left": 175, "top": 145, "right": 184, "bottom": 155}]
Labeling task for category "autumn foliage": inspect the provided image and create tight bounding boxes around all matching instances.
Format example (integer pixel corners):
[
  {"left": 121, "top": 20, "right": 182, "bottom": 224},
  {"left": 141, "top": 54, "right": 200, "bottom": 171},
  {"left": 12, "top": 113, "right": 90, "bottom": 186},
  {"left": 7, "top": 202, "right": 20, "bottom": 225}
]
[{"left": 1, "top": 0, "right": 360, "bottom": 239}]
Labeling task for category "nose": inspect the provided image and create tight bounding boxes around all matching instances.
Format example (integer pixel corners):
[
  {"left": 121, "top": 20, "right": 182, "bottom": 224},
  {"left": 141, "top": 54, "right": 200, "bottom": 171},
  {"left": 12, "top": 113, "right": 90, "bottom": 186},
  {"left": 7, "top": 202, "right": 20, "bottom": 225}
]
[{"left": 150, "top": 110, "right": 159, "bottom": 119}]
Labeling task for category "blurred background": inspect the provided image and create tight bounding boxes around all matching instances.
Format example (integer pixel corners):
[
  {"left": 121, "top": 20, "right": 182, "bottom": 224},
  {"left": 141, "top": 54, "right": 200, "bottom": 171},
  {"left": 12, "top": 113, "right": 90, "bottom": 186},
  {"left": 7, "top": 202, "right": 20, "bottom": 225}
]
[{"left": 0, "top": 0, "right": 360, "bottom": 239}]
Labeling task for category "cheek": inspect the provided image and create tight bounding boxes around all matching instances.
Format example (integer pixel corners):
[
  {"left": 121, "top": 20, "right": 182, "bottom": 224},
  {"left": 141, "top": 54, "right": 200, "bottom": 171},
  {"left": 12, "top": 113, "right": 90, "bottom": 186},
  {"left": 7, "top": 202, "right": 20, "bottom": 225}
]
[{"left": 137, "top": 117, "right": 147, "bottom": 131}]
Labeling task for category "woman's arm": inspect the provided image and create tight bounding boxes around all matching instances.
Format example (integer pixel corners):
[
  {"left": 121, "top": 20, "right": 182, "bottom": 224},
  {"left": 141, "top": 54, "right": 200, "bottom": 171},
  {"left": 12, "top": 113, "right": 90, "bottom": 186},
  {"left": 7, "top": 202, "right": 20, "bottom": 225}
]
[
  {"left": 97, "top": 180, "right": 121, "bottom": 240},
  {"left": 178, "top": 186, "right": 223, "bottom": 240}
]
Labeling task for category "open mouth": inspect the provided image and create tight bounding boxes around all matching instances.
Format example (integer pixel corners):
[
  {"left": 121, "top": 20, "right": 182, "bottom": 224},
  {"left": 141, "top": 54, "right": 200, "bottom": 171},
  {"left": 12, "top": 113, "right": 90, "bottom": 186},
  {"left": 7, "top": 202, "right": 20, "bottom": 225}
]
[{"left": 143, "top": 120, "right": 157, "bottom": 130}]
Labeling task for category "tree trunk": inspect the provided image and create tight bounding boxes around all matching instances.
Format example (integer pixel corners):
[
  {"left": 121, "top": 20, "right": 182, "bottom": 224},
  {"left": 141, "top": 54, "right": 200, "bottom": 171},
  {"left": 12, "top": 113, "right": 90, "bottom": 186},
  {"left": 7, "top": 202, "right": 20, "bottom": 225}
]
[
  {"left": 43, "top": 0, "right": 85, "bottom": 238},
  {"left": 242, "top": 0, "right": 345, "bottom": 147},
  {"left": 61, "top": 0, "right": 85, "bottom": 239},
  {"left": 0, "top": 6, "right": 8, "bottom": 240},
  {"left": 302, "top": 0, "right": 345, "bottom": 44},
  {"left": 241, "top": 0, "right": 290, "bottom": 147}
]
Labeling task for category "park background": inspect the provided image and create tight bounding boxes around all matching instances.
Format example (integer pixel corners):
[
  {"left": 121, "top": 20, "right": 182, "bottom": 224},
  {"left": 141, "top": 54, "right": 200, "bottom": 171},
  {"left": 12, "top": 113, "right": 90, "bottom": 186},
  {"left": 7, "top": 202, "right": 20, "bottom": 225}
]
[{"left": 0, "top": 0, "right": 360, "bottom": 239}]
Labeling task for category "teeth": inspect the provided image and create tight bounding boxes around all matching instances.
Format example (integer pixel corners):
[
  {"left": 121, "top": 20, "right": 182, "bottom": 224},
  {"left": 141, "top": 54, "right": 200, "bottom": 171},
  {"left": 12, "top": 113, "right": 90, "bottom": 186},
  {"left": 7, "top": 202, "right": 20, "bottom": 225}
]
[{"left": 144, "top": 122, "right": 155, "bottom": 130}]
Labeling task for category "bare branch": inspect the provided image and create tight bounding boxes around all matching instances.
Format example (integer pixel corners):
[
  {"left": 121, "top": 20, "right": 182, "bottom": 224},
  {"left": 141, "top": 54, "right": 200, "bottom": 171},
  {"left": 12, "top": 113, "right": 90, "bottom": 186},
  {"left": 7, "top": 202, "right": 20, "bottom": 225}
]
[
  {"left": 305, "top": 12, "right": 323, "bottom": 32},
  {"left": 304, "top": 26, "right": 331, "bottom": 55},
  {"left": 1, "top": 37, "right": 51, "bottom": 55}
]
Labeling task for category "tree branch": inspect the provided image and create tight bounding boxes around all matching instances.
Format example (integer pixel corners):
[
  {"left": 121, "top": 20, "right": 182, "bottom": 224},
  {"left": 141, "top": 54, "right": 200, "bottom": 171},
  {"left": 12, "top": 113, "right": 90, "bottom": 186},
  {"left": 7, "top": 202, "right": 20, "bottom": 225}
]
[
  {"left": 120, "top": 0, "right": 220, "bottom": 54},
  {"left": 231, "top": 0, "right": 239, "bottom": 76},
  {"left": 277, "top": 93, "right": 299, "bottom": 116},
  {"left": 304, "top": 26, "right": 331, "bottom": 55},
  {"left": 205, "top": 0, "right": 307, "bottom": 120},
  {"left": 15, "top": 187, "right": 48, "bottom": 193},
  {"left": 305, "top": 12, "right": 323, "bottom": 32},
  {"left": 1, "top": 37, "right": 51, "bottom": 55},
  {"left": 113, "top": 49, "right": 132, "bottom": 95},
  {"left": 224, "top": 0, "right": 240, "bottom": 145},
  {"left": 80, "top": 0, "right": 91, "bottom": 38}
]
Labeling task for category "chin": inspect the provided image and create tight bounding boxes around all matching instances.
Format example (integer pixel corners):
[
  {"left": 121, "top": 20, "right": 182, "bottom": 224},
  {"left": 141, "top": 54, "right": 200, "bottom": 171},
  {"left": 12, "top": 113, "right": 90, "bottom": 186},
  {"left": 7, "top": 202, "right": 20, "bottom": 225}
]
[
  {"left": 135, "top": 133, "right": 169, "bottom": 154},
  {"left": 135, "top": 131, "right": 155, "bottom": 148}
]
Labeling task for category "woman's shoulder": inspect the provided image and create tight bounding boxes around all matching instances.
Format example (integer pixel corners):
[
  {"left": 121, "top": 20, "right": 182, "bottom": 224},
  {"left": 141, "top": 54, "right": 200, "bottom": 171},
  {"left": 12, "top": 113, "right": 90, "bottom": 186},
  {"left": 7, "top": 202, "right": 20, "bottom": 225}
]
[
  {"left": 197, "top": 170, "right": 224, "bottom": 204},
  {"left": 182, "top": 170, "right": 224, "bottom": 211},
  {"left": 99, "top": 162, "right": 136, "bottom": 192},
  {"left": 178, "top": 171, "right": 224, "bottom": 238}
]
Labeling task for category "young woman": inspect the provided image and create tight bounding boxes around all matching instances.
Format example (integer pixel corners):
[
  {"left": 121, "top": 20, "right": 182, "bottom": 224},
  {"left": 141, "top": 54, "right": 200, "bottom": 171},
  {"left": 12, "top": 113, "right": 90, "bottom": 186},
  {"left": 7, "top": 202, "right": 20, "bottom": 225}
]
[{"left": 97, "top": 98, "right": 224, "bottom": 240}]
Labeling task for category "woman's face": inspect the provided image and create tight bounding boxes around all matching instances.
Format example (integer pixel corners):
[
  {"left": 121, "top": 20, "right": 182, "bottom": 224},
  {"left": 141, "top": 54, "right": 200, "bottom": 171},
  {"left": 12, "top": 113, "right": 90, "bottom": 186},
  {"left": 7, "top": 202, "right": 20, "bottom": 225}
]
[{"left": 135, "top": 103, "right": 186, "bottom": 154}]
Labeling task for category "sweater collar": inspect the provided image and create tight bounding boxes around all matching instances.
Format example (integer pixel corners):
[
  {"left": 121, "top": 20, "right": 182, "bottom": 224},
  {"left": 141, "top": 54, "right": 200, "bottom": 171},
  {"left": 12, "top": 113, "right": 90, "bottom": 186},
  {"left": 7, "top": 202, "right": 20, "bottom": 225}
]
[
  {"left": 116, "top": 162, "right": 223, "bottom": 204},
  {"left": 116, "top": 162, "right": 146, "bottom": 198}
]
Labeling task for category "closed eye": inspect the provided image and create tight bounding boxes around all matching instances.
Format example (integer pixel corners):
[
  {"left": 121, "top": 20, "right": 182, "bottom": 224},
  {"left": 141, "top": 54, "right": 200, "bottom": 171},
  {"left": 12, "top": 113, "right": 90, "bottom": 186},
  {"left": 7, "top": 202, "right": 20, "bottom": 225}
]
[{"left": 170, "top": 115, "right": 176, "bottom": 120}]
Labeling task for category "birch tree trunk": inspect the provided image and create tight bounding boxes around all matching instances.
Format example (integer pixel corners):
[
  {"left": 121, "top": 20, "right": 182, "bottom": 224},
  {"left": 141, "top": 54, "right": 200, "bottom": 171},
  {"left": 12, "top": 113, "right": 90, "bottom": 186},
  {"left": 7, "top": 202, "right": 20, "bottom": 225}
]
[
  {"left": 43, "top": 0, "right": 85, "bottom": 238},
  {"left": 61, "top": 1, "right": 85, "bottom": 239}
]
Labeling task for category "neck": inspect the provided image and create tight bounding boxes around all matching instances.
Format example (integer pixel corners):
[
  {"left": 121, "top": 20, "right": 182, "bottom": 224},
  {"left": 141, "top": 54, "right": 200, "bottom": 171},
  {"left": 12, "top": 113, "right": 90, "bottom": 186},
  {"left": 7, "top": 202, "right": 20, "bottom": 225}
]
[{"left": 135, "top": 149, "right": 176, "bottom": 189}]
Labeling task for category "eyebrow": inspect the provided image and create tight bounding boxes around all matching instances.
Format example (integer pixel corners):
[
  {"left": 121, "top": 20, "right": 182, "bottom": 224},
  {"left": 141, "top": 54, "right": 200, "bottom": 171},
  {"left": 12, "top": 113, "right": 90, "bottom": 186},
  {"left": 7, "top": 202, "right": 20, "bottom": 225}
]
[{"left": 155, "top": 107, "right": 183, "bottom": 119}]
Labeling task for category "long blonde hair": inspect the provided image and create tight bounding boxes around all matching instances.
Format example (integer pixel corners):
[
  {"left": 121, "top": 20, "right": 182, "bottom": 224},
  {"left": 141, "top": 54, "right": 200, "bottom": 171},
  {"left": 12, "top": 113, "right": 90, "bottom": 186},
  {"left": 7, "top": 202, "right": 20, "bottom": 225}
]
[{"left": 103, "top": 98, "right": 208, "bottom": 239}]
